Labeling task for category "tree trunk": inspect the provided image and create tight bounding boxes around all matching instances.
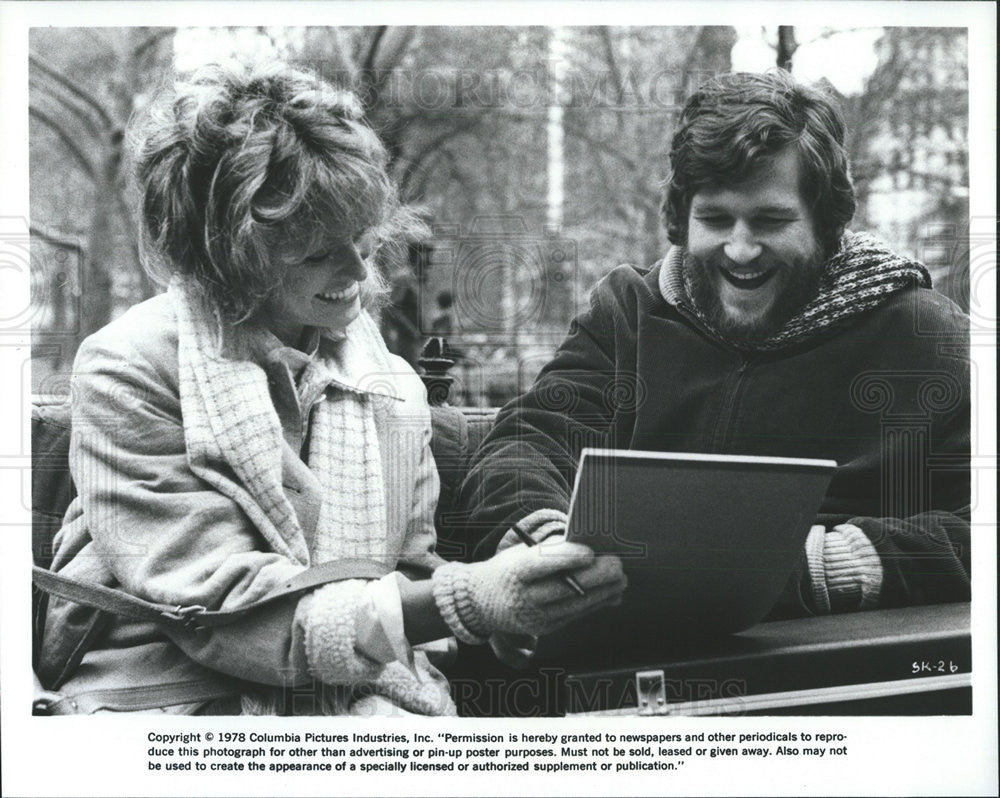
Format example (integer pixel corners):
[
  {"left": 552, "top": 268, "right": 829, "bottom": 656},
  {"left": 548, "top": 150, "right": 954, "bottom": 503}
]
[
  {"left": 777, "top": 26, "right": 798, "bottom": 71},
  {"left": 81, "top": 153, "right": 119, "bottom": 337},
  {"left": 642, "top": 202, "right": 664, "bottom": 267}
]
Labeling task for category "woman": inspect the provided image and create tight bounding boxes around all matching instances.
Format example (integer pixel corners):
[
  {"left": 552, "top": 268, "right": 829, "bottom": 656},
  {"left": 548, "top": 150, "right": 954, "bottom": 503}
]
[{"left": 37, "top": 61, "right": 626, "bottom": 716}]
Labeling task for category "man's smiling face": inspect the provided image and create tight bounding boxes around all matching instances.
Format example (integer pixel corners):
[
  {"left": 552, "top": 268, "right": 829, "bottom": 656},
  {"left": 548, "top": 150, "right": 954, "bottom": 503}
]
[{"left": 684, "top": 148, "right": 825, "bottom": 340}]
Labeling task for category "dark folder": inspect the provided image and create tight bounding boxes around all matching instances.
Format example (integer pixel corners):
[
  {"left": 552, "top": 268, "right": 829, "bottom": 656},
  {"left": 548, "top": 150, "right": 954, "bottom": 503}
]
[{"left": 539, "top": 448, "right": 836, "bottom": 661}]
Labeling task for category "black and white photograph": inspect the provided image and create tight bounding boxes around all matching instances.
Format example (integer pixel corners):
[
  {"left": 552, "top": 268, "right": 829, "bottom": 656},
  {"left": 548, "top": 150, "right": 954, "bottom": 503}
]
[{"left": 1, "top": 2, "right": 996, "bottom": 796}]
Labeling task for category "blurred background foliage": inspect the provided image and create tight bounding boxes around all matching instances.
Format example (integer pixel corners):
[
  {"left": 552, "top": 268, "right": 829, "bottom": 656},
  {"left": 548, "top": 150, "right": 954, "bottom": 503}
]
[{"left": 29, "top": 26, "right": 970, "bottom": 405}]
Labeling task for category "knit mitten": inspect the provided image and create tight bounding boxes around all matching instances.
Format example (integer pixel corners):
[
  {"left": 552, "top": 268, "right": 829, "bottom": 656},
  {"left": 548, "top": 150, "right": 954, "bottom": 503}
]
[
  {"left": 431, "top": 539, "right": 626, "bottom": 643},
  {"left": 805, "top": 524, "right": 883, "bottom": 613}
]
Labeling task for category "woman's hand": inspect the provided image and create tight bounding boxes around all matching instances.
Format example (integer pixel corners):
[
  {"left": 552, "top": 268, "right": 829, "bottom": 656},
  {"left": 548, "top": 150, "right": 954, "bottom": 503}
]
[{"left": 432, "top": 537, "right": 627, "bottom": 640}]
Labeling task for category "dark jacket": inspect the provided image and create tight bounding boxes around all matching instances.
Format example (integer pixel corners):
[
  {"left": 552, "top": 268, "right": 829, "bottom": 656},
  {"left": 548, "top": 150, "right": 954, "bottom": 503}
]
[{"left": 458, "top": 263, "right": 971, "bottom": 615}]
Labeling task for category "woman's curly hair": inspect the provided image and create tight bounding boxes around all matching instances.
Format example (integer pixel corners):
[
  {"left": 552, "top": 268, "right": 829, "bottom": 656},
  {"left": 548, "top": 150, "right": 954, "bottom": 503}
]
[
  {"left": 662, "top": 70, "right": 856, "bottom": 259},
  {"left": 131, "top": 60, "right": 421, "bottom": 324}
]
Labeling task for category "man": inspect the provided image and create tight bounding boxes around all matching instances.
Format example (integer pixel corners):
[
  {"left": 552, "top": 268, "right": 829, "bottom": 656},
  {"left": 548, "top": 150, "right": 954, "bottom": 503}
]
[{"left": 457, "top": 71, "right": 970, "bottom": 619}]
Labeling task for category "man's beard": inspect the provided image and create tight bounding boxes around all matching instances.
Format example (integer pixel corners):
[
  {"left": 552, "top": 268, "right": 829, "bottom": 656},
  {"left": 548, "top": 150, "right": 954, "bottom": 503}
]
[{"left": 682, "top": 249, "right": 825, "bottom": 340}]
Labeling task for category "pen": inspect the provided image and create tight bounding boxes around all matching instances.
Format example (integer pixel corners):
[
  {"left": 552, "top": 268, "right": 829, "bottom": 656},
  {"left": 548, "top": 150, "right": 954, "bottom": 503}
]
[{"left": 510, "top": 522, "right": 587, "bottom": 598}]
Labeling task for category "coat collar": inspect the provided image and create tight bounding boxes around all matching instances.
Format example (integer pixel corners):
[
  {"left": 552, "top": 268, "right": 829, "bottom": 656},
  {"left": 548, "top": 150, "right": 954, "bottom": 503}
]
[{"left": 243, "top": 315, "right": 404, "bottom": 402}]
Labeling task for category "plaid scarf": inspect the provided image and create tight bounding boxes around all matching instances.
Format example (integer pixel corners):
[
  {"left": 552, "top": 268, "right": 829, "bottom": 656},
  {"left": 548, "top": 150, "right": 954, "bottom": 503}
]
[
  {"left": 659, "top": 231, "right": 932, "bottom": 351},
  {"left": 171, "top": 277, "right": 397, "bottom": 567},
  {"left": 172, "top": 279, "right": 456, "bottom": 716}
]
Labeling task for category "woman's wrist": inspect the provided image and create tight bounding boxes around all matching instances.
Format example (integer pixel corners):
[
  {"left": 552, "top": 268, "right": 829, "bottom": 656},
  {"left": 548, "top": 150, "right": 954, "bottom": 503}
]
[
  {"left": 398, "top": 572, "right": 470, "bottom": 645},
  {"left": 429, "top": 562, "right": 489, "bottom": 645}
]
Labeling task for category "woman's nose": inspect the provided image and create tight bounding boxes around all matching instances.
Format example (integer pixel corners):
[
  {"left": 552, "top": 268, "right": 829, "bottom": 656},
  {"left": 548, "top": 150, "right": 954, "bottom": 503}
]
[
  {"left": 723, "top": 223, "right": 762, "bottom": 265},
  {"left": 333, "top": 245, "right": 368, "bottom": 282}
]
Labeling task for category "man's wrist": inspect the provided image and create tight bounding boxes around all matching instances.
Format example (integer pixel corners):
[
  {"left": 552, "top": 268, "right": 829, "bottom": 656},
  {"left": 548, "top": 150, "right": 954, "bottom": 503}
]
[
  {"left": 825, "top": 523, "right": 883, "bottom": 611},
  {"left": 805, "top": 524, "right": 884, "bottom": 614}
]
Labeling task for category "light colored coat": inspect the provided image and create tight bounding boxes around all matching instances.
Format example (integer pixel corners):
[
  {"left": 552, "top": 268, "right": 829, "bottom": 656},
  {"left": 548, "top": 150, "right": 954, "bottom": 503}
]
[{"left": 41, "top": 293, "right": 448, "bottom": 712}]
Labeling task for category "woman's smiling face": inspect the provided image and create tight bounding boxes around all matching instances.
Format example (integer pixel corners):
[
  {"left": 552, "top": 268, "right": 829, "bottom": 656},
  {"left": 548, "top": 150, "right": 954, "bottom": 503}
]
[{"left": 260, "top": 231, "right": 375, "bottom": 346}]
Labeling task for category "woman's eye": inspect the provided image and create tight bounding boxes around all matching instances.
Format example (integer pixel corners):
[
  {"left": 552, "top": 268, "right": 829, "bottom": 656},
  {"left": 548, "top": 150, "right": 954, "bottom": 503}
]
[
  {"left": 695, "top": 216, "right": 729, "bottom": 227},
  {"left": 304, "top": 252, "right": 329, "bottom": 264}
]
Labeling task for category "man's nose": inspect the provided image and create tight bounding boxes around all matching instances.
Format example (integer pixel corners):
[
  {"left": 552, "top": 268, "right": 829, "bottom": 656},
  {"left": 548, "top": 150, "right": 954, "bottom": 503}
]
[{"left": 723, "top": 223, "right": 762, "bottom": 265}]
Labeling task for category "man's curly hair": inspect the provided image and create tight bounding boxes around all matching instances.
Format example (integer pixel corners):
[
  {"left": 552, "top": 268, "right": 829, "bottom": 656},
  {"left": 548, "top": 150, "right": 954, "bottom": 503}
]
[{"left": 662, "top": 70, "right": 856, "bottom": 259}]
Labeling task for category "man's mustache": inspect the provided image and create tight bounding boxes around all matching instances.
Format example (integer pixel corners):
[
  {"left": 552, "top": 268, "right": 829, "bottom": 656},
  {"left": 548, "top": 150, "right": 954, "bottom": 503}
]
[{"left": 685, "top": 251, "right": 790, "bottom": 273}]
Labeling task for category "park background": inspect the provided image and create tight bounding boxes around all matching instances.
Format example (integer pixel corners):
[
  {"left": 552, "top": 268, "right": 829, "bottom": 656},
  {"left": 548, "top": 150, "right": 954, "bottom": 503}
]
[{"left": 27, "top": 25, "right": 970, "bottom": 406}]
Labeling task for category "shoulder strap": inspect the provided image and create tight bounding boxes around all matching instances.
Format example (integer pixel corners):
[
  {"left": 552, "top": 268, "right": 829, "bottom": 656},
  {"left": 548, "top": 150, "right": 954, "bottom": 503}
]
[
  {"left": 32, "top": 558, "right": 392, "bottom": 630},
  {"left": 34, "top": 674, "right": 243, "bottom": 715}
]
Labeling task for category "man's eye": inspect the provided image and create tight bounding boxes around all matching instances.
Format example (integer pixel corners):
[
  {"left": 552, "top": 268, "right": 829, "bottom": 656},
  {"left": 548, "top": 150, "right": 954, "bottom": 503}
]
[
  {"left": 304, "top": 252, "right": 329, "bottom": 264},
  {"left": 695, "top": 216, "right": 730, "bottom": 227},
  {"left": 756, "top": 217, "right": 791, "bottom": 228}
]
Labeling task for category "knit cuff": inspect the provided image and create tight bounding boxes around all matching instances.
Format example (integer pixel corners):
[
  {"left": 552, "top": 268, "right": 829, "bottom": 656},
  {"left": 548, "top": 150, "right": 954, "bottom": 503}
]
[
  {"left": 804, "top": 525, "right": 831, "bottom": 615},
  {"left": 431, "top": 562, "right": 488, "bottom": 645},
  {"left": 497, "top": 508, "right": 569, "bottom": 552},
  {"left": 804, "top": 524, "right": 884, "bottom": 614},
  {"left": 299, "top": 580, "right": 384, "bottom": 684},
  {"left": 824, "top": 524, "right": 883, "bottom": 611}
]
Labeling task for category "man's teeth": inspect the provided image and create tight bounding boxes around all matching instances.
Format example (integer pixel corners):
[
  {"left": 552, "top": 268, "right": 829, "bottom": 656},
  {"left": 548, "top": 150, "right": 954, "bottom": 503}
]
[
  {"left": 317, "top": 286, "right": 356, "bottom": 301},
  {"left": 725, "top": 268, "right": 769, "bottom": 281}
]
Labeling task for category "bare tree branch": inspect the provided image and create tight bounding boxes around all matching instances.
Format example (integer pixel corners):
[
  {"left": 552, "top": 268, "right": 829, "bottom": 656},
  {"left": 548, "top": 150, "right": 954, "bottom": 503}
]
[
  {"left": 588, "top": 151, "right": 635, "bottom": 226},
  {"left": 680, "top": 26, "right": 708, "bottom": 77},
  {"left": 596, "top": 27, "right": 630, "bottom": 136},
  {"left": 132, "top": 28, "right": 174, "bottom": 61},
  {"left": 80, "top": 29, "right": 111, "bottom": 51},
  {"left": 417, "top": 147, "right": 476, "bottom": 211},
  {"left": 29, "top": 78, "right": 105, "bottom": 140},
  {"left": 29, "top": 105, "right": 98, "bottom": 180},
  {"left": 362, "top": 27, "right": 388, "bottom": 75},
  {"left": 327, "top": 27, "right": 358, "bottom": 81},
  {"left": 563, "top": 118, "right": 641, "bottom": 172},
  {"left": 397, "top": 114, "right": 492, "bottom": 196},
  {"left": 371, "top": 27, "right": 417, "bottom": 75},
  {"left": 801, "top": 27, "right": 871, "bottom": 46},
  {"left": 409, "top": 149, "right": 446, "bottom": 199},
  {"left": 29, "top": 55, "right": 113, "bottom": 128},
  {"left": 597, "top": 27, "right": 625, "bottom": 99}
]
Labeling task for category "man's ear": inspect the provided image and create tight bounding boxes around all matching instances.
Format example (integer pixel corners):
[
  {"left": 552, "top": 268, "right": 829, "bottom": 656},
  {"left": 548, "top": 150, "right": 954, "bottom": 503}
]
[{"left": 825, "top": 225, "right": 847, "bottom": 258}]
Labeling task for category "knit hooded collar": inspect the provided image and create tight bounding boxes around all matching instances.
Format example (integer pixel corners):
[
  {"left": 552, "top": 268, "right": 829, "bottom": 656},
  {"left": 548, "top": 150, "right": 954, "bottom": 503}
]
[{"left": 658, "top": 231, "right": 932, "bottom": 351}]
